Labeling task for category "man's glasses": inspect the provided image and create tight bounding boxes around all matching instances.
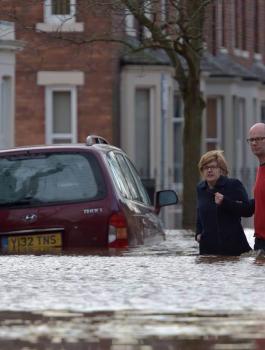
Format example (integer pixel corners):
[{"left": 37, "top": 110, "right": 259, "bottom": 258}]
[{"left": 246, "top": 137, "right": 265, "bottom": 144}]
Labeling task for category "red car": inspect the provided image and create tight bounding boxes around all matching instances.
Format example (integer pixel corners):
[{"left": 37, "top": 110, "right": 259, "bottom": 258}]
[{"left": 0, "top": 135, "right": 178, "bottom": 254}]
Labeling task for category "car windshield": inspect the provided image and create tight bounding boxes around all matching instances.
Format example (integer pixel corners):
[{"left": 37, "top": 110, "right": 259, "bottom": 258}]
[{"left": 0, "top": 152, "right": 106, "bottom": 206}]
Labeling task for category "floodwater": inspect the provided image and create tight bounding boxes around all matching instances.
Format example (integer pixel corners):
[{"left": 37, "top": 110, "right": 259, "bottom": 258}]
[{"left": 0, "top": 229, "right": 265, "bottom": 349}]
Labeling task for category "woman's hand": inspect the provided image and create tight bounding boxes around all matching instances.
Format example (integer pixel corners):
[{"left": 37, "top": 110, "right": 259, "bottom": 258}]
[
  {"left": 215, "top": 192, "right": 224, "bottom": 205},
  {"left": 196, "top": 234, "right": 202, "bottom": 242}
]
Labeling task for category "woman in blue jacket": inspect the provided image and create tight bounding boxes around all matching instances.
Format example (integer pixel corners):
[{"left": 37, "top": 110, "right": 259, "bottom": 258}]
[{"left": 196, "top": 150, "right": 254, "bottom": 256}]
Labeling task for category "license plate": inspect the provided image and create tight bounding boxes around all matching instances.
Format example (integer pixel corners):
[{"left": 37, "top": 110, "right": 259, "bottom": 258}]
[{"left": 1, "top": 233, "right": 62, "bottom": 253}]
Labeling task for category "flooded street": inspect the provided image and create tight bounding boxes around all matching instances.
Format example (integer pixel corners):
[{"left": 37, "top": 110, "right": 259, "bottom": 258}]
[{"left": 0, "top": 229, "right": 265, "bottom": 349}]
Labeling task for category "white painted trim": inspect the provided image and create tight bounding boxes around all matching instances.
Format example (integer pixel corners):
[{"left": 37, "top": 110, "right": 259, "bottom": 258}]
[
  {"left": 219, "top": 47, "right": 228, "bottom": 54},
  {"left": 45, "top": 86, "right": 77, "bottom": 144},
  {"left": 254, "top": 53, "right": 262, "bottom": 61},
  {"left": 233, "top": 48, "right": 250, "bottom": 58},
  {"left": 36, "top": 22, "right": 84, "bottom": 32},
  {"left": 37, "top": 71, "right": 84, "bottom": 86},
  {"left": 241, "top": 50, "right": 250, "bottom": 58}
]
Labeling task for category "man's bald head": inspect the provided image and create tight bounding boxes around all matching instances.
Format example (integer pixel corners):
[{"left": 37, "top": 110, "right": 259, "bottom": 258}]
[
  {"left": 249, "top": 123, "right": 265, "bottom": 135},
  {"left": 248, "top": 123, "right": 265, "bottom": 163}
]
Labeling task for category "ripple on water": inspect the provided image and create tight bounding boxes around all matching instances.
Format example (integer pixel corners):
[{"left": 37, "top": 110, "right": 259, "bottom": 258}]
[
  {"left": 0, "top": 229, "right": 263, "bottom": 347},
  {"left": 0, "top": 229, "right": 263, "bottom": 314}
]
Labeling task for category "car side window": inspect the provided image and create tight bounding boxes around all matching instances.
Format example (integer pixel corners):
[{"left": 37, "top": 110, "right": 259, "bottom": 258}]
[
  {"left": 107, "top": 152, "right": 132, "bottom": 199},
  {"left": 114, "top": 153, "right": 142, "bottom": 202},
  {"left": 124, "top": 157, "right": 151, "bottom": 205}
]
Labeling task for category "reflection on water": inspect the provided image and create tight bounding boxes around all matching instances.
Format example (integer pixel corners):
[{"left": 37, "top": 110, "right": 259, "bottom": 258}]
[
  {"left": 0, "top": 229, "right": 264, "bottom": 349},
  {"left": 0, "top": 309, "right": 264, "bottom": 349}
]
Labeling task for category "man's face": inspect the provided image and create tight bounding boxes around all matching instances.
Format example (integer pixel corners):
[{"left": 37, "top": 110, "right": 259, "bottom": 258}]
[{"left": 248, "top": 126, "right": 265, "bottom": 158}]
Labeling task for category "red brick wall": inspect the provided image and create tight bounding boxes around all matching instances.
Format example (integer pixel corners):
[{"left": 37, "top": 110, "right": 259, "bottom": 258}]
[
  {"left": 204, "top": 0, "right": 265, "bottom": 68},
  {"left": 2, "top": 1, "right": 120, "bottom": 146}
]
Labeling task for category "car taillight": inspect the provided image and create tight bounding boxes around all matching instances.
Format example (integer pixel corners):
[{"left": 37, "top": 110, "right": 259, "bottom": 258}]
[{"left": 108, "top": 212, "right": 128, "bottom": 248}]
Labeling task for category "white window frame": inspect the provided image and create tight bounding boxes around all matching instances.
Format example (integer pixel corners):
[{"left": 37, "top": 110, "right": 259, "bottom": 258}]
[
  {"left": 45, "top": 86, "right": 77, "bottom": 144},
  {"left": 125, "top": 4, "right": 151, "bottom": 38},
  {"left": 134, "top": 87, "right": 152, "bottom": 178},
  {"left": 234, "top": 97, "right": 246, "bottom": 178},
  {"left": 45, "top": 0, "right": 76, "bottom": 25},
  {"left": 36, "top": 0, "right": 84, "bottom": 32},
  {"left": 125, "top": 9, "right": 136, "bottom": 37},
  {"left": 172, "top": 93, "right": 184, "bottom": 192},
  {"left": 205, "top": 96, "right": 223, "bottom": 150}
]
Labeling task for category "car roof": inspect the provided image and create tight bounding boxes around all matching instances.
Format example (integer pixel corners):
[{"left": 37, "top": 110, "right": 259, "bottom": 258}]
[{"left": 0, "top": 136, "right": 124, "bottom": 156}]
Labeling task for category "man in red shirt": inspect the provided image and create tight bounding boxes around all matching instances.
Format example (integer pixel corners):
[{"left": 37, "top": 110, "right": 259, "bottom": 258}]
[{"left": 248, "top": 123, "right": 265, "bottom": 250}]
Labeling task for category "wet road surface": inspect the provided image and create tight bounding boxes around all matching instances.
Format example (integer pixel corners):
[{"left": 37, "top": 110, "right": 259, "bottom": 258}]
[{"left": 0, "top": 229, "right": 265, "bottom": 349}]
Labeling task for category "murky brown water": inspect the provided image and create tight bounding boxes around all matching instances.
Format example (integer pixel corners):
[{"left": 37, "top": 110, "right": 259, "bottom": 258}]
[{"left": 0, "top": 229, "right": 264, "bottom": 349}]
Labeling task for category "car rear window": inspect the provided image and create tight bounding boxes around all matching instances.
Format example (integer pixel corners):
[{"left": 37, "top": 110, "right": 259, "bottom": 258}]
[{"left": 0, "top": 152, "right": 106, "bottom": 206}]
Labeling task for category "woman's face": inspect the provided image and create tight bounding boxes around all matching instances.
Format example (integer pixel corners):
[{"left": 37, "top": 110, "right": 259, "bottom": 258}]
[{"left": 201, "top": 161, "right": 221, "bottom": 187}]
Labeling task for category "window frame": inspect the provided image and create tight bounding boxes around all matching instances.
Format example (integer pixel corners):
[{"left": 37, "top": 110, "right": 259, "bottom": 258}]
[
  {"left": 45, "top": 85, "right": 77, "bottom": 144},
  {"left": 44, "top": 0, "right": 76, "bottom": 25},
  {"left": 124, "top": 3, "right": 152, "bottom": 39},
  {"left": 205, "top": 96, "right": 223, "bottom": 151},
  {"left": 36, "top": 0, "right": 84, "bottom": 32},
  {"left": 172, "top": 93, "right": 184, "bottom": 186},
  {"left": 134, "top": 87, "right": 151, "bottom": 178}
]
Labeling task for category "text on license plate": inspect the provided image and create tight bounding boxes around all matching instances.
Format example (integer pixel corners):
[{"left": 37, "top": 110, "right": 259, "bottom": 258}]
[{"left": 2, "top": 233, "right": 62, "bottom": 253}]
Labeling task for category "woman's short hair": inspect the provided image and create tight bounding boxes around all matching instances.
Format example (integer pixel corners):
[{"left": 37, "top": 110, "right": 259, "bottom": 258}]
[{"left": 198, "top": 150, "right": 229, "bottom": 176}]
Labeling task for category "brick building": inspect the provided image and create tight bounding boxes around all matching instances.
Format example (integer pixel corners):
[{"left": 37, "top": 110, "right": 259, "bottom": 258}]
[
  {"left": 1, "top": 1, "right": 120, "bottom": 148},
  {"left": 1, "top": 0, "right": 265, "bottom": 227}
]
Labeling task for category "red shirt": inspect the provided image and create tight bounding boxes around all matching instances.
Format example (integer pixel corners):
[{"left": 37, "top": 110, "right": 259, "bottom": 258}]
[{"left": 254, "top": 165, "right": 265, "bottom": 239}]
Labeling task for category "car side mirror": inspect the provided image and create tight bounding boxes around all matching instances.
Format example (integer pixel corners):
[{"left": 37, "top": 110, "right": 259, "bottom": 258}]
[{"left": 155, "top": 190, "right": 178, "bottom": 214}]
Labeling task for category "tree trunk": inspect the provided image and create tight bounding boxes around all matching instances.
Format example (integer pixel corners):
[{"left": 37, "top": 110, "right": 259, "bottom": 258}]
[{"left": 181, "top": 77, "right": 204, "bottom": 229}]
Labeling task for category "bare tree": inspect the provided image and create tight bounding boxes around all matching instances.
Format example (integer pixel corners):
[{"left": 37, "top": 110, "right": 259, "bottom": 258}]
[{"left": 108, "top": 0, "right": 210, "bottom": 228}]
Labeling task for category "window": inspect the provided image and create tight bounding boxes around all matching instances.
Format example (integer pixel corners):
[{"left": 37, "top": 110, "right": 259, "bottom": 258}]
[
  {"left": 241, "top": 0, "right": 247, "bottom": 51},
  {"left": 205, "top": 97, "right": 223, "bottom": 151},
  {"left": 254, "top": 0, "right": 260, "bottom": 53},
  {"left": 261, "top": 101, "right": 265, "bottom": 123},
  {"left": 107, "top": 152, "right": 150, "bottom": 205},
  {"left": 233, "top": 97, "right": 246, "bottom": 181},
  {"left": 107, "top": 151, "right": 131, "bottom": 199},
  {"left": 220, "top": 0, "right": 226, "bottom": 48},
  {"left": 211, "top": 1, "right": 217, "bottom": 54},
  {"left": 134, "top": 88, "right": 150, "bottom": 178},
  {"left": 0, "top": 153, "right": 106, "bottom": 204},
  {"left": 0, "top": 76, "right": 12, "bottom": 149},
  {"left": 172, "top": 94, "right": 183, "bottom": 185},
  {"left": 36, "top": 0, "right": 83, "bottom": 32},
  {"left": 52, "top": 0, "right": 71, "bottom": 15},
  {"left": 234, "top": 0, "right": 247, "bottom": 53},
  {"left": 45, "top": 0, "right": 75, "bottom": 23},
  {"left": 116, "top": 153, "right": 141, "bottom": 201},
  {"left": 125, "top": 3, "right": 152, "bottom": 40},
  {"left": 125, "top": 157, "right": 151, "bottom": 205},
  {"left": 125, "top": 9, "right": 136, "bottom": 36},
  {"left": 0, "top": 77, "right": 11, "bottom": 134},
  {"left": 45, "top": 86, "right": 77, "bottom": 144},
  {"left": 234, "top": 0, "right": 240, "bottom": 49}
]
